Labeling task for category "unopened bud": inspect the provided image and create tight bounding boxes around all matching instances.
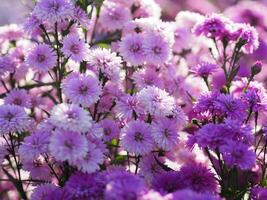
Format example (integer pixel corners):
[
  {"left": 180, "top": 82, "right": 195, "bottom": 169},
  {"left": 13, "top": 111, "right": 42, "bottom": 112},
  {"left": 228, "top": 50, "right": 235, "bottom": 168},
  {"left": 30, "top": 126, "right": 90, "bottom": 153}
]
[{"left": 251, "top": 61, "right": 262, "bottom": 76}]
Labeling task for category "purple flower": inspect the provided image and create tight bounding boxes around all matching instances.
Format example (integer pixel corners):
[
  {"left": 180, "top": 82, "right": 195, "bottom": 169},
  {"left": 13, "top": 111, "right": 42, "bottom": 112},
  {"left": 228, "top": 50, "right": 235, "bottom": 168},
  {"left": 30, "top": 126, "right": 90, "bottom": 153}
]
[
  {"left": 73, "top": 7, "right": 91, "bottom": 29},
  {"left": 99, "top": 119, "right": 120, "bottom": 142},
  {"left": 87, "top": 48, "right": 122, "bottom": 81},
  {"left": 25, "top": 44, "right": 56, "bottom": 72},
  {"left": 220, "top": 141, "right": 256, "bottom": 170},
  {"left": 121, "top": 120, "right": 154, "bottom": 155},
  {"left": 151, "top": 118, "right": 179, "bottom": 151},
  {"left": 49, "top": 103, "right": 92, "bottom": 133},
  {"left": 4, "top": 89, "right": 31, "bottom": 108},
  {"left": 72, "top": 140, "right": 104, "bottom": 173},
  {"left": 23, "top": 13, "right": 42, "bottom": 37},
  {"left": 152, "top": 171, "right": 183, "bottom": 194},
  {"left": 143, "top": 32, "right": 171, "bottom": 65},
  {"left": 104, "top": 170, "right": 147, "bottom": 200},
  {"left": 241, "top": 88, "right": 267, "bottom": 112},
  {"left": 0, "top": 105, "right": 30, "bottom": 135},
  {"left": 119, "top": 34, "right": 146, "bottom": 66},
  {"left": 251, "top": 187, "right": 267, "bottom": 200},
  {"left": 62, "top": 72, "right": 102, "bottom": 107},
  {"left": 214, "top": 93, "right": 247, "bottom": 121},
  {"left": 43, "top": 188, "right": 72, "bottom": 200},
  {"left": 0, "top": 55, "right": 16, "bottom": 76},
  {"left": 99, "top": 1, "right": 131, "bottom": 31},
  {"left": 49, "top": 129, "right": 88, "bottom": 163},
  {"left": 115, "top": 94, "right": 142, "bottom": 120},
  {"left": 191, "top": 61, "right": 218, "bottom": 78},
  {"left": 166, "top": 189, "right": 222, "bottom": 200},
  {"left": 62, "top": 34, "right": 89, "bottom": 62},
  {"left": 31, "top": 184, "right": 58, "bottom": 200},
  {"left": 33, "top": 0, "right": 74, "bottom": 24},
  {"left": 179, "top": 163, "right": 218, "bottom": 193},
  {"left": 64, "top": 172, "right": 100, "bottom": 200},
  {"left": 18, "top": 130, "right": 50, "bottom": 161},
  {"left": 193, "top": 13, "right": 233, "bottom": 40},
  {"left": 137, "top": 86, "right": 175, "bottom": 117}
]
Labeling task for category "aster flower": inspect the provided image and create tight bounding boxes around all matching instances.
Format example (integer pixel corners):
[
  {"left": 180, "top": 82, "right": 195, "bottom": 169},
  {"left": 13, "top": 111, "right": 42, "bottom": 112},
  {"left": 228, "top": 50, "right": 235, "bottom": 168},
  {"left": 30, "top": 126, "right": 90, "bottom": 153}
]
[
  {"left": 25, "top": 44, "right": 56, "bottom": 72},
  {"left": 23, "top": 13, "right": 42, "bottom": 37},
  {"left": 49, "top": 103, "right": 92, "bottom": 133},
  {"left": 4, "top": 89, "right": 31, "bottom": 108},
  {"left": 139, "top": 154, "right": 165, "bottom": 182},
  {"left": 99, "top": 119, "right": 120, "bottom": 142},
  {"left": 0, "top": 24, "right": 24, "bottom": 41},
  {"left": 43, "top": 188, "right": 72, "bottom": 200},
  {"left": 31, "top": 184, "right": 58, "bottom": 200},
  {"left": 166, "top": 189, "right": 222, "bottom": 200},
  {"left": 251, "top": 187, "right": 267, "bottom": 200},
  {"left": 234, "top": 23, "right": 259, "bottom": 54},
  {"left": 241, "top": 88, "right": 267, "bottom": 112},
  {"left": 151, "top": 118, "right": 179, "bottom": 151},
  {"left": 33, "top": 0, "right": 74, "bottom": 24},
  {"left": 143, "top": 32, "right": 171, "bottom": 65},
  {"left": 18, "top": 130, "right": 50, "bottom": 161},
  {"left": 62, "top": 34, "right": 89, "bottom": 62},
  {"left": 62, "top": 72, "right": 102, "bottom": 107},
  {"left": 220, "top": 141, "right": 256, "bottom": 170},
  {"left": 49, "top": 129, "right": 88, "bottom": 163},
  {"left": 0, "top": 105, "right": 30, "bottom": 135},
  {"left": 121, "top": 120, "right": 154, "bottom": 155},
  {"left": 193, "top": 13, "right": 233, "bottom": 40},
  {"left": 73, "top": 7, "right": 91, "bottom": 29},
  {"left": 152, "top": 171, "right": 183, "bottom": 194},
  {"left": 137, "top": 86, "right": 176, "bottom": 117},
  {"left": 115, "top": 94, "right": 142, "bottom": 120},
  {"left": 179, "top": 163, "right": 218, "bottom": 193},
  {"left": 64, "top": 172, "right": 100, "bottom": 200},
  {"left": 214, "top": 93, "right": 247, "bottom": 121},
  {"left": 191, "top": 61, "right": 218, "bottom": 78},
  {"left": 99, "top": 1, "right": 131, "bottom": 32},
  {"left": 87, "top": 48, "right": 122, "bottom": 81},
  {"left": 104, "top": 170, "right": 147, "bottom": 200},
  {"left": 0, "top": 55, "right": 16, "bottom": 76},
  {"left": 72, "top": 140, "right": 104, "bottom": 173},
  {"left": 119, "top": 34, "right": 146, "bottom": 66}
]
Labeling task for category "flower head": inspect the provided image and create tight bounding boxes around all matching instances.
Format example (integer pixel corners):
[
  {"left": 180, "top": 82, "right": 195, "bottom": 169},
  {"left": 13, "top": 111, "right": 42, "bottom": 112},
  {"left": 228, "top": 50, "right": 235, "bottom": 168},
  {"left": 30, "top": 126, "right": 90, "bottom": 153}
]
[
  {"left": 0, "top": 105, "right": 30, "bottom": 135},
  {"left": 49, "top": 129, "right": 88, "bottom": 163},
  {"left": 4, "top": 89, "right": 31, "bottom": 108},
  {"left": 191, "top": 61, "right": 218, "bottom": 78},
  {"left": 26, "top": 44, "right": 56, "bottom": 72},
  {"left": 62, "top": 72, "right": 102, "bottom": 107},
  {"left": 49, "top": 103, "right": 92, "bottom": 133},
  {"left": 62, "top": 34, "right": 89, "bottom": 62},
  {"left": 121, "top": 120, "right": 154, "bottom": 155}
]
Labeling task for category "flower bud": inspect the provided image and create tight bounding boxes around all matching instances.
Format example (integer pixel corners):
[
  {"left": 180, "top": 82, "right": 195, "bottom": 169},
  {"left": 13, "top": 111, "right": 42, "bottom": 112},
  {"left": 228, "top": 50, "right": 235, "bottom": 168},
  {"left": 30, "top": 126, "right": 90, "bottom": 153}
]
[{"left": 251, "top": 61, "right": 262, "bottom": 76}]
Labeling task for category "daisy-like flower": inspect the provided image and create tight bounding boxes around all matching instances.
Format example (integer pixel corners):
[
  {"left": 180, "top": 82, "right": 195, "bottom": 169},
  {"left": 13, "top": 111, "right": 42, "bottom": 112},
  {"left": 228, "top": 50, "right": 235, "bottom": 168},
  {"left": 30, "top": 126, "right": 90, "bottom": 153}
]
[
  {"left": 62, "top": 34, "right": 89, "bottom": 62},
  {"left": 87, "top": 48, "right": 122, "bottom": 81},
  {"left": 49, "top": 103, "right": 92, "bottom": 133},
  {"left": 179, "top": 163, "right": 218, "bottom": 193},
  {"left": 191, "top": 61, "right": 218, "bottom": 78},
  {"left": 62, "top": 72, "right": 102, "bottom": 107},
  {"left": 99, "top": 1, "right": 131, "bottom": 31},
  {"left": 31, "top": 184, "right": 58, "bottom": 200},
  {"left": 137, "top": 86, "right": 176, "bottom": 117},
  {"left": 143, "top": 32, "right": 171, "bottom": 65},
  {"left": 4, "top": 89, "right": 31, "bottom": 108},
  {"left": 33, "top": 0, "right": 74, "bottom": 24},
  {"left": 99, "top": 119, "right": 120, "bottom": 142},
  {"left": 72, "top": 140, "right": 104, "bottom": 173},
  {"left": 0, "top": 55, "right": 16, "bottom": 76},
  {"left": 121, "top": 120, "right": 154, "bottom": 155},
  {"left": 0, "top": 105, "right": 30, "bottom": 135},
  {"left": 73, "top": 7, "right": 91, "bottom": 29},
  {"left": 151, "top": 118, "right": 179, "bottom": 151},
  {"left": 49, "top": 129, "right": 88, "bottom": 163},
  {"left": 119, "top": 34, "right": 146, "bottom": 66},
  {"left": 25, "top": 44, "right": 56, "bottom": 72},
  {"left": 18, "top": 130, "right": 50, "bottom": 161},
  {"left": 115, "top": 94, "right": 142, "bottom": 120},
  {"left": 220, "top": 141, "right": 256, "bottom": 170},
  {"left": 167, "top": 189, "right": 221, "bottom": 200}
]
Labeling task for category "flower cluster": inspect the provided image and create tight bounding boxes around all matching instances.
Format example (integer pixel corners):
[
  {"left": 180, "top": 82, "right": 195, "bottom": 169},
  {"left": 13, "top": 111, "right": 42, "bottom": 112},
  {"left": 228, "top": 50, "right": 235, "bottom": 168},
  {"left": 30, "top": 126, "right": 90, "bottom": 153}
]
[{"left": 0, "top": 0, "right": 267, "bottom": 200}]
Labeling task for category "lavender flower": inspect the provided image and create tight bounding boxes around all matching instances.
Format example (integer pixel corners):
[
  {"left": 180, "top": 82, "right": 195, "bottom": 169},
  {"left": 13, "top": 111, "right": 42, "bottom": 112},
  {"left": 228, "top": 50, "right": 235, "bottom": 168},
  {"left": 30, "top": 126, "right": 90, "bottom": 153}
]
[
  {"left": 25, "top": 44, "right": 56, "bottom": 72},
  {"left": 4, "top": 89, "right": 31, "bottom": 108},
  {"left": 121, "top": 120, "right": 154, "bottom": 155},
  {"left": 0, "top": 105, "right": 30, "bottom": 135}
]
